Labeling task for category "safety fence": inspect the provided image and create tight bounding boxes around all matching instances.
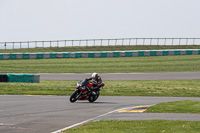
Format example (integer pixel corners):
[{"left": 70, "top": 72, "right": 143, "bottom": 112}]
[
  {"left": 0, "top": 73, "right": 40, "bottom": 83},
  {"left": 0, "top": 49, "right": 199, "bottom": 60},
  {"left": 0, "top": 38, "right": 200, "bottom": 49}
]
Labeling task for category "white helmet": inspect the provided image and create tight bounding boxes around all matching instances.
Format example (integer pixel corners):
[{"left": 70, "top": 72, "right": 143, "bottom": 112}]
[{"left": 91, "top": 72, "right": 98, "bottom": 80}]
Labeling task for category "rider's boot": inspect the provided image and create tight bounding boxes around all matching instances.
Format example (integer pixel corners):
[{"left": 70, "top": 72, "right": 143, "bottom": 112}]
[
  {"left": 91, "top": 91, "right": 96, "bottom": 95},
  {"left": 87, "top": 87, "right": 96, "bottom": 95},
  {"left": 91, "top": 87, "right": 97, "bottom": 95}
]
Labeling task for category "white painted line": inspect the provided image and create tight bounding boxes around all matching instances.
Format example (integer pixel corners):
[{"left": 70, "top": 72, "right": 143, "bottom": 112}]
[
  {"left": 0, "top": 123, "right": 15, "bottom": 126},
  {"left": 51, "top": 105, "right": 153, "bottom": 133},
  {"left": 51, "top": 106, "right": 133, "bottom": 133}
]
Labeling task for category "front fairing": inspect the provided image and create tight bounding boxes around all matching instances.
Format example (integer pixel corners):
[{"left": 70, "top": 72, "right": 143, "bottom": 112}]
[{"left": 76, "top": 80, "right": 89, "bottom": 91}]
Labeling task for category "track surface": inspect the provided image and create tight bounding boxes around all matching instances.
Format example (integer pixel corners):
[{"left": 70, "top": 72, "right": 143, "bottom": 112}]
[
  {"left": 1, "top": 72, "right": 199, "bottom": 132},
  {"left": 39, "top": 72, "right": 200, "bottom": 80},
  {"left": 0, "top": 95, "right": 199, "bottom": 133}
]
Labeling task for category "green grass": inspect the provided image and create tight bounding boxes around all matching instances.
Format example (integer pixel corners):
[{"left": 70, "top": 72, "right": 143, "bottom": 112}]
[
  {"left": 63, "top": 120, "right": 200, "bottom": 133},
  {"left": 0, "top": 80, "right": 200, "bottom": 97},
  {"left": 0, "top": 55, "right": 200, "bottom": 73},
  {"left": 1, "top": 45, "right": 200, "bottom": 53},
  {"left": 146, "top": 100, "right": 200, "bottom": 113}
]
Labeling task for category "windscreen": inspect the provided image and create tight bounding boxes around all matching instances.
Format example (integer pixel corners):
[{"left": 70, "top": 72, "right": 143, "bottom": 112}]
[{"left": 78, "top": 80, "right": 89, "bottom": 86}]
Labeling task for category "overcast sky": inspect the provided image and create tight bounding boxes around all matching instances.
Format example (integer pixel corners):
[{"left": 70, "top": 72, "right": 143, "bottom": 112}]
[{"left": 0, "top": 0, "right": 200, "bottom": 42}]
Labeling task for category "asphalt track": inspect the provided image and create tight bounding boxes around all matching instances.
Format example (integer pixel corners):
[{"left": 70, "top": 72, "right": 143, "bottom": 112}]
[
  {"left": 1, "top": 72, "right": 200, "bottom": 133},
  {"left": 39, "top": 72, "right": 200, "bottom": 80},
  {"left": 0, "top": 95, "right": 200, "bottom": 133}
]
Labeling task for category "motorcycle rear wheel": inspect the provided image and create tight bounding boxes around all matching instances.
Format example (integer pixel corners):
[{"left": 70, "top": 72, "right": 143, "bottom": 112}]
[
  {"left": 70, "top": 90, "right": 81, "bottom": 103},
  {"left": 88, "top": 91, "right": 100, "bottom": 103}
]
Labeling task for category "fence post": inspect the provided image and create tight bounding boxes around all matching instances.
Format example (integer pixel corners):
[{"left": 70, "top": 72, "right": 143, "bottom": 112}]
[
  {"left": 186, "top": 38, "right": 188, "bottom": 45},
  {"left": 13, "top": 42, "right": 14, "bottom": 49},
  {"left": 86, "top": 40, "right": 88, "bottom": 47},
  {"left": 122, "top": 39, "right": 124, "bottom": 46},
  {"left": 157, "top": 38, "right": 159, "bottom": 45},
  {"left": 35, "top": 41, "right": 37, "bottom": 48},
  {"left": 5, "top": 43, "right": 6, "bottom": 50},
  {"left": 150, "top": 38, "right": 152, "bottom": 45},
  {"left": 43, "top": 41, "right": 44, "bottom": 48},
  {"left": 108, "top": 39, "right": 110, "bottom": 46},
  {"left": 143, "top": 38, "right": 145, "bottom": 45},
  {"left": 50, "top": 41, "right": 52, "bottom": 47},
  {"left": 28, "top": 42, "right": 29, "bottom": 49},
  {"left": 115, "top": 39, "right": 117, "bottom": 46},
  {"left": 193, "top": 38, "right": 195, "bottom": 45},
  {"left": 79, "top": 40, "right": 81, "bottom": 47},
  {"left": 65, "top": 40, "right": 66, "bottom": 47},
  {"left": 129, "top": 38, "right": 131, "bottom": 46},
  {"left": 20, "top": 42, "right": 22, "bottom": 49},
  {"left": 94, "top": 39, "right": 95, "bottom": 46},
  {"left": 101, "top": 39, "right": 102, "bottom": 46},
  {"left": 172, "top": 38, "right": 174, "bottom": 45},
  {"left": 164, "top": 38, "right": 166, "bottom": 45},
  {"left": 136, "top": 38, "right": 138, "bottom": 45},
  {"left": 179, "top": 38, "right": 181, "bottom": 45},
  {"left": 72, "top": 40, "right": 73, "bottom": 47}
]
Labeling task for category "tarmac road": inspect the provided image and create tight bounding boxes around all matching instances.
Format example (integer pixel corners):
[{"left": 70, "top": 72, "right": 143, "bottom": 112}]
[
  {"left": 0, "top": 95, "right": 199, "bottom": 133},
  {"left": 39, "top": 72, "right": 200, "bottom": 80}
]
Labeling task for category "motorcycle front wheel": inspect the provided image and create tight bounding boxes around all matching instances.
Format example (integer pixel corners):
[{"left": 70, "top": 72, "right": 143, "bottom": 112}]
[{"left": 70, "top": 90, "right": 81, "bottom": 103}]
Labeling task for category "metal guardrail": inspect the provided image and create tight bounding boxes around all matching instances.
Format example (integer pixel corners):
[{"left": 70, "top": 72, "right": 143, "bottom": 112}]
[{"left": 0, "top": 38, "right": 200, "bottom": 49}]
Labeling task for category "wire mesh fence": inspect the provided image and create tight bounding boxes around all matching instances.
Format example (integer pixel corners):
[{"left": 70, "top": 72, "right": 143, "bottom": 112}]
[{"left": 0, "top": 38, "right": 200, "bottom": 49}]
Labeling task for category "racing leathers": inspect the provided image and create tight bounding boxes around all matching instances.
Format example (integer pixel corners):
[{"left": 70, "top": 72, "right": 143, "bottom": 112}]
[{"left": 86, "top": 76, "right": 102, "bottom": 92}]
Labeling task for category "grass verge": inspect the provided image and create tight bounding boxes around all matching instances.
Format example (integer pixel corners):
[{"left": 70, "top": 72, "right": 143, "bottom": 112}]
[
  {"left": 63, "top": 120, "right": 200, "bottom": 133},
  {"left": 1, "top": 45, "right": 200, "bottom": 53},
  {"left": 146, "top": 100, "right": 200, "bottom": 113},
  {"left": 0, "top": 55, "right": 200, "bottom": 73},
  {"left": 0, "top": 80, "right": 200, "bottom": 97}
]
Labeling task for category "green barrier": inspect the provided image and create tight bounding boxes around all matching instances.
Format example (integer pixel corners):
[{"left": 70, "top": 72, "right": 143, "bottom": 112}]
[
  {"left": 125, "top": 51, "right": 132, "bottom": 57},
  {"left": 23, "top": 53, "right": 29, "bottom": 59},
  {"left": 75, "top": 52, "right": 82, "bottom": 58},
  {"left": 63, "top": 53, "right": 70, "bottom": 58},
  {"left": 10, "top": 54, "right": 16, "bottom": 59},
  {"left": 163, "top": 50, "right": 169, "bottom": 56},
  {"left": 1, "top": 49, "right": 199, "bottom": 60},
  {"left": 150, "top": 51, "right": 157, "bottom": 56},
  {"left": 7, "top": 73, "right": 34, "bottom": 83},
  {"left": 138, "top": 51, "right": 144, "bottom": 56},
  {"left": 50, "top": 53, "right": 57, "bottom": 58},
  {"left": 101, "top": 52, "right": 107, "bottom": 57},
  {"left": 186, "top": 50, "right": 193, "bottom": 55},
  {"left": 37, "top": 53, "right": 44, "bottom": 59},
  {"left": 113, "top": 52, "right": 120, "bottom": 57},
  {"left": 174, "top": 50, "right": 180, "bottom": 55},
  {"left": 0, "top": 54, "right": 3, "bottom": 59},
  {"left": 88, "top": 52, "right": 95, "bottom": 58}
]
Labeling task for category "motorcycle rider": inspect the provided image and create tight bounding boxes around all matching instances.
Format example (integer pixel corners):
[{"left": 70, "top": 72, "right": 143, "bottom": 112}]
[{"left": 86, "top": 73, "right": 103, "bottom": 94}]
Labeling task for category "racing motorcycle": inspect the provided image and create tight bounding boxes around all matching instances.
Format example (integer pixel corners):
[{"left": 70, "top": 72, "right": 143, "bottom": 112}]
[{"left": 70, "top": 79, "right": 105, "bottom": 103}]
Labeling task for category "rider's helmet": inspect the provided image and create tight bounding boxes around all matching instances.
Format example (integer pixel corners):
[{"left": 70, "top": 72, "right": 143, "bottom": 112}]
[{"left": 91, "top": 72, "right": 98, "bottom": 81}]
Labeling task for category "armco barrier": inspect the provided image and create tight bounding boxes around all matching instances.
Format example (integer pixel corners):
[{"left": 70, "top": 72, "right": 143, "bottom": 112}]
[
  {"left": 0, "top": 73, "right": 40, "bottom": 83},
  {"left": 0, "top": 49, "right": 199, "bottom": 60}
]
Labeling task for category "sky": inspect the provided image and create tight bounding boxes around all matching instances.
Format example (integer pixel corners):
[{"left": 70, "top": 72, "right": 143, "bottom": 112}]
[{"left": 0, "top": 0, "right": 200, "bottom": 42}]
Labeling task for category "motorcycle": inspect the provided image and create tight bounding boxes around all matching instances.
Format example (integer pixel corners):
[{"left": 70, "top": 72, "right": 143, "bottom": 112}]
[{"left": 70, "top": 79, "right": 105, "bottom": 103}]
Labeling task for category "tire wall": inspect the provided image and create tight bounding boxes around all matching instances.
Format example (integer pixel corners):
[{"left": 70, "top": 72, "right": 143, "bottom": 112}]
[{"left": 0, "top": 49, "right": 199, "bottom": 60}]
